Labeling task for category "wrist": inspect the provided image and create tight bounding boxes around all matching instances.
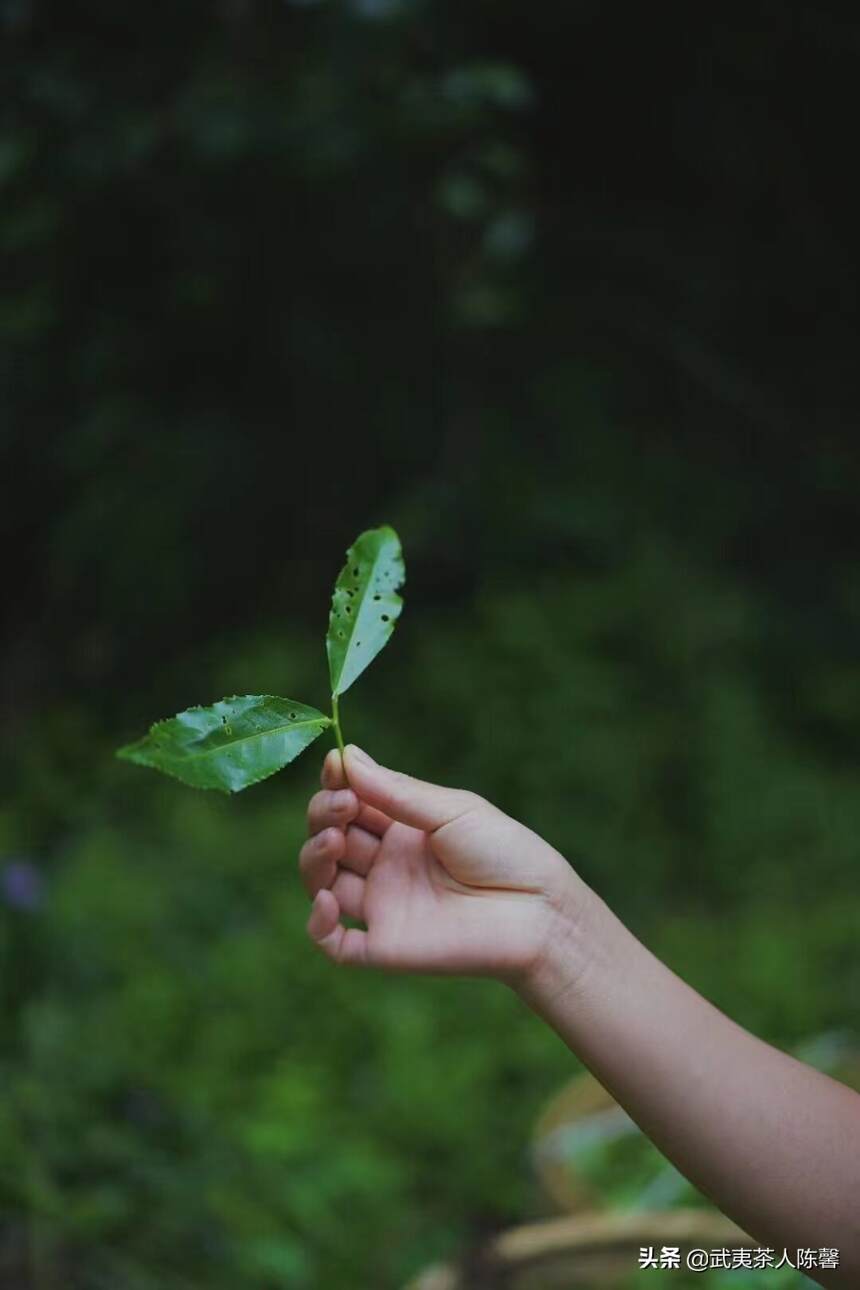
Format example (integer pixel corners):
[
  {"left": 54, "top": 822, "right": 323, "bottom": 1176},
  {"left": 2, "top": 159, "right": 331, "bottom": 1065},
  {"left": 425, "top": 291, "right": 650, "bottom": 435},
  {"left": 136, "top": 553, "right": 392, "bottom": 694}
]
[{"left": 514, "top": 870, "right": 621, "bottom": 1015}]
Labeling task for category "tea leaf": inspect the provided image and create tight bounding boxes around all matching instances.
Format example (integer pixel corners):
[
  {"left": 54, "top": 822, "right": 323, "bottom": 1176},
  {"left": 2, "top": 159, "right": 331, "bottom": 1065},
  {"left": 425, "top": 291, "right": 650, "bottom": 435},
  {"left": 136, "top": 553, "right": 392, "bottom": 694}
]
[
  {"left": 116, "top": 695, "right": 330, "bottom": 793},
  {"left": 326, "top": 525, "right": 405, "bottom": 698}
]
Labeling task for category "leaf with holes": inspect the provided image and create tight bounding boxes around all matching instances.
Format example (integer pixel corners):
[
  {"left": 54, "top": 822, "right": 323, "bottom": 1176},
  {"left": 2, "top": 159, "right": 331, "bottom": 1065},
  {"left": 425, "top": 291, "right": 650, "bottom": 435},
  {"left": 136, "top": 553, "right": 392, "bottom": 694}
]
[
  {"left": 116, "top": 525, "right": 406, "bottom": 790},
  {"left": 326, "top": 525, "right": 405, "bottom": 699},
  {"left": 116, "top": 696, "right": 331, "bottom": 793}
]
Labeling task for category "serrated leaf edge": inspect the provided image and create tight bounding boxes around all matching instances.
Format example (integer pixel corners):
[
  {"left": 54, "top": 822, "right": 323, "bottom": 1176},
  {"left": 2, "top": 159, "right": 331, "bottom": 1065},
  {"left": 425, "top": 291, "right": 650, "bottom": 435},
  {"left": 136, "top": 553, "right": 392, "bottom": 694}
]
[{"left": 116, "top": 695, "right": 331, "bottom": 792}]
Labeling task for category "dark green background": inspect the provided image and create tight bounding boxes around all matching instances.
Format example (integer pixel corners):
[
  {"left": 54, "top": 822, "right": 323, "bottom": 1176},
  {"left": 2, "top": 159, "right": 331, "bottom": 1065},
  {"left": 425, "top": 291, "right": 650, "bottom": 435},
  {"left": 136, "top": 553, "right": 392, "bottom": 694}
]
[{"left": 2, "top": 2, "right": 859, "bottom": 1286}]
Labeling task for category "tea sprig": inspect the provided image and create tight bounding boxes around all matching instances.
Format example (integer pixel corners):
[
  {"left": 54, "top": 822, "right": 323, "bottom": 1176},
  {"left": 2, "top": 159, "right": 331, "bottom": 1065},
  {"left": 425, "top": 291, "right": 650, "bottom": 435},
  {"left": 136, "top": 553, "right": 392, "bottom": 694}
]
[{"left": 116, "top": 526, "right": 404, "bottom": 792}]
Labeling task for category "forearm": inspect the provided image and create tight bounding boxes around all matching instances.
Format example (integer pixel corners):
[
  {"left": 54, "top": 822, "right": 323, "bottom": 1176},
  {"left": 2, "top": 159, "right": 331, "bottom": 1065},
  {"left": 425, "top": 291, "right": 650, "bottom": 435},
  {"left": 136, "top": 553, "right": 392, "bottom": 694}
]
[{"left": 516, "top": 885, "right": 860, "bottom": 1287}]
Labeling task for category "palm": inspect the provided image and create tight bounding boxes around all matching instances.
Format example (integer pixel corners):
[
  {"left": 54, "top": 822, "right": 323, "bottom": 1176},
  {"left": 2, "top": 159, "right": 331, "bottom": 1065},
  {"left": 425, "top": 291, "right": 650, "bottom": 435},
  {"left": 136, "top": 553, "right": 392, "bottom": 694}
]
[{"left": 361, "top": 820, "right": 503, "bottom": 973}]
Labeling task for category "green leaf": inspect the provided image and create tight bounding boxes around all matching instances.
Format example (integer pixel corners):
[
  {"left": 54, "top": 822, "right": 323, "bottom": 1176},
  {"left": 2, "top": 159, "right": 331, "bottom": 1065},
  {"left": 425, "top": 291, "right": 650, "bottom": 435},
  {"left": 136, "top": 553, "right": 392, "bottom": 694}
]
[
  {"left": 326, "top": 525, "right": 405, "bottom": 698},
  {"left": 116, "top": 695, "right": 331, "bottom": 793}
]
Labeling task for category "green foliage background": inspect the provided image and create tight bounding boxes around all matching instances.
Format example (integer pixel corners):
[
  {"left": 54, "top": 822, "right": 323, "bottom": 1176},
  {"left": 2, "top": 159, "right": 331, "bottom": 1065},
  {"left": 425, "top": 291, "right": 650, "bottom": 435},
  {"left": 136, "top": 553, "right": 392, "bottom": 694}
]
[{"left": 2, "top": 2, "right": 859, "bottom": 1286}]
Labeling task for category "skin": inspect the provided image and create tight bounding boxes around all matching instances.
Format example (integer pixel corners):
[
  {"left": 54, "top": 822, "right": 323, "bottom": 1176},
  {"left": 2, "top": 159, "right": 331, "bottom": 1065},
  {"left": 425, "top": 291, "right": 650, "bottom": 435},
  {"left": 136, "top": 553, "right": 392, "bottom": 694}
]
[{"left": 299, "top": 744, "right": 860, "bottom": 1288}]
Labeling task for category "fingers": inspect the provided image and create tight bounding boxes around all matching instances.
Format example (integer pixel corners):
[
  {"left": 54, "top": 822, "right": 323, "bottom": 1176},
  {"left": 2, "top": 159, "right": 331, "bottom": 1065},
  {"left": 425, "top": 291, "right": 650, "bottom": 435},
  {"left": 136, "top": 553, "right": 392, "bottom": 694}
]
[
  {"left": 354, "top": 801, "right": 395, "bottom": 836},
  {"left": 306, "top": 787, "right": 359, "bottom": 836},
  {"left": 299, "top": 825, "right": 343, "bottom": 897},
  {"left": 331, "top": 869, "right": 365, "bottom": 920},
  {"left": 342, "top": 824, "right": 380, "bottom": 874},
  {"left": 306, "top": 743, "right": 474, "bottom": 972},
  {"left": 343, "top": 744, "right": 479, "bottom": 832},
  {"left": 299, "top": 822, "right": 380, "bottom": 897},
  {"left": 320, "top": 747, "right": 347, "bottom": 790},
  {"left": 301, "top": 823, "right": 369, "bottom": 963},
  {"left": 318, "top": 751, "right": 394, "bottom": 836},
  {"left": 307, "top": 889, "right": 369, "bottom": 966}
]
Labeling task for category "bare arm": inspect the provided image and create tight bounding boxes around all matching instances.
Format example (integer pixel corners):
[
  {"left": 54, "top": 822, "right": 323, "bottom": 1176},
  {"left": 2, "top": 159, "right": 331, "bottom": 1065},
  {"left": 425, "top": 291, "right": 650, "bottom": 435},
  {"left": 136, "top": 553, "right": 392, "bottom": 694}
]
[
  {"left": 299, "top": 746, "right": 860, "bottom": 1287},
  {"left": 518, "top": 892, "right": 860, "bottom": 1286}
]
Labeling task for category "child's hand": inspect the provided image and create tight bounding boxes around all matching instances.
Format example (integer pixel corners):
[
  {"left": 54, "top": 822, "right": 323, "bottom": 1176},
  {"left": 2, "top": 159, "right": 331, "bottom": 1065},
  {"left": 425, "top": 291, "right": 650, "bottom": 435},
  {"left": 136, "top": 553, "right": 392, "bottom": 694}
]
[{"left": 298, "top": 744, "right": 588, "bottom": 983}]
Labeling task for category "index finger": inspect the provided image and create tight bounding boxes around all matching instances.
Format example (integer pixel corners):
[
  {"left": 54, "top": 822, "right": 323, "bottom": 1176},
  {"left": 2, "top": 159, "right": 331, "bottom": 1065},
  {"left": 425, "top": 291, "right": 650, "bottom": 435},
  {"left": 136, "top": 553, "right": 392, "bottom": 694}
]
[
  {"left": 320, "top": 746, "right": 393, "bottom": 837},
  {"left": 321, "top": 748, "right": 347, "bottom": 790}
]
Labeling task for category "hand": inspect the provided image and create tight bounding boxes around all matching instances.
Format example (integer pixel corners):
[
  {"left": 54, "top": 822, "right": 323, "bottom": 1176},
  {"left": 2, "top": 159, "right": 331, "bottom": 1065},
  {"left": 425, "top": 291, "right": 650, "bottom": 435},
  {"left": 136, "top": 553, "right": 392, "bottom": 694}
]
[{"left": 298, "top": 744, "right": 588, "bottom": 984}]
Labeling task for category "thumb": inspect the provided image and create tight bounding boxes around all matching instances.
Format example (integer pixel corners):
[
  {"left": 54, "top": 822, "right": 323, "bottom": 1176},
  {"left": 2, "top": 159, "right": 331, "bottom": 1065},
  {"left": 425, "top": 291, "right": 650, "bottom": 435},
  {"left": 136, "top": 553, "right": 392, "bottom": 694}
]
[{"left": 343, "top": 745, "right": 478, "bottom": 832}]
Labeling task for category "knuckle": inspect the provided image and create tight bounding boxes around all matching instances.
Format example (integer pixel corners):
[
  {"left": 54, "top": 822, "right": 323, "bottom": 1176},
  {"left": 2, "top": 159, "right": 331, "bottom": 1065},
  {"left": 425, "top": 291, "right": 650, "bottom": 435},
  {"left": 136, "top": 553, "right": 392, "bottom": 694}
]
[
  {"left": 333, "top": 789, "right": 358, "bottom": 816},
  {"left": 457, "top": 789, "right": 486, "bottom": 813}
]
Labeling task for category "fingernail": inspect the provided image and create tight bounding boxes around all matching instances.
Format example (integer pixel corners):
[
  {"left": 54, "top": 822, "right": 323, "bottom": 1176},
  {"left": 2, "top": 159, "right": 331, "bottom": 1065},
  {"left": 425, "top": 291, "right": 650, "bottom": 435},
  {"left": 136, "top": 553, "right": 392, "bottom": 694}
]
[{"left": 346, "top": 744, "right": 375, "bottom": 766}]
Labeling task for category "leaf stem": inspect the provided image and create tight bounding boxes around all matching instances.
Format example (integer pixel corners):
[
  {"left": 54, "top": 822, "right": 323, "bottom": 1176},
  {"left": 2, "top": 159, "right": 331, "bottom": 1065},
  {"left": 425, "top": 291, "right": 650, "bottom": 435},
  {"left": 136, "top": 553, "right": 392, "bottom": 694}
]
[{"left": 331, "top": 692, "right": 345, "bottom": 758}]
